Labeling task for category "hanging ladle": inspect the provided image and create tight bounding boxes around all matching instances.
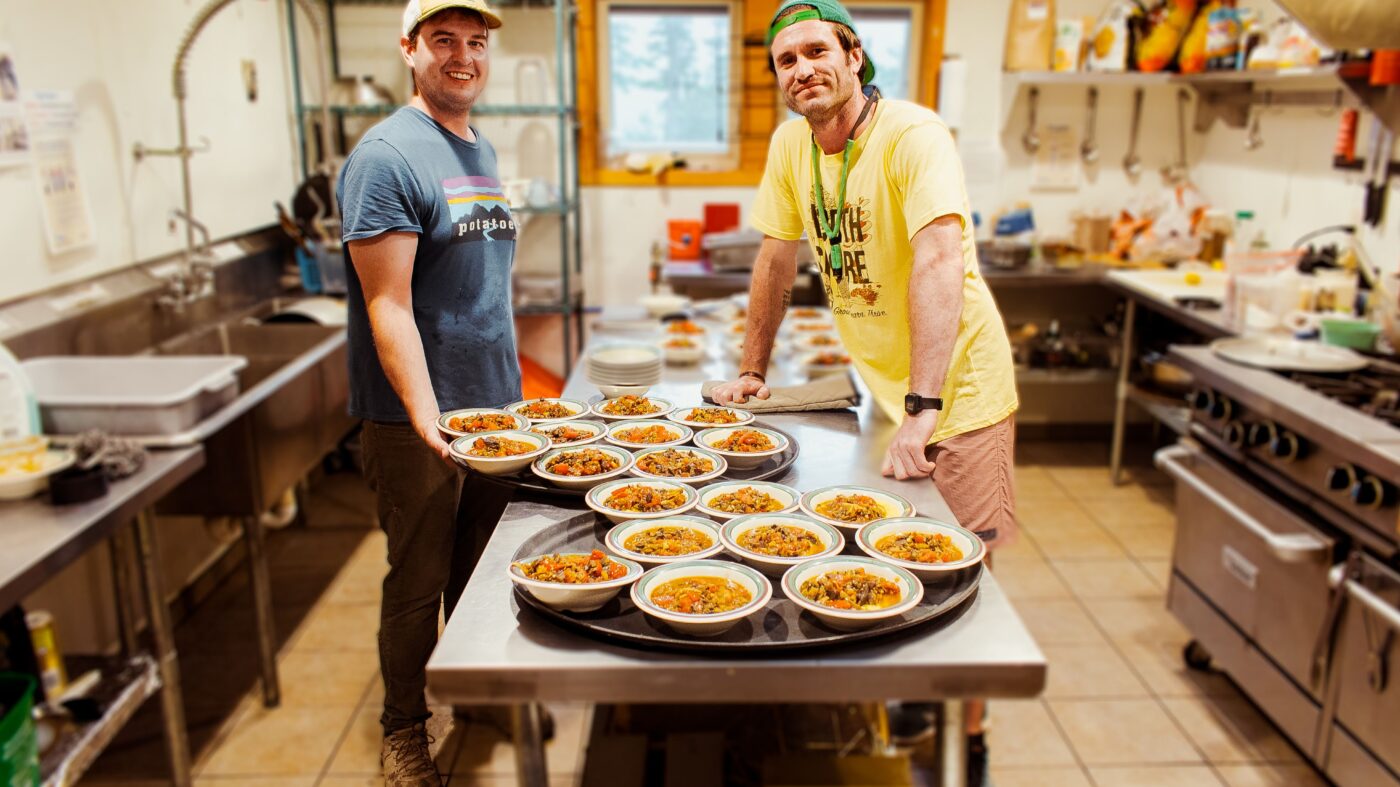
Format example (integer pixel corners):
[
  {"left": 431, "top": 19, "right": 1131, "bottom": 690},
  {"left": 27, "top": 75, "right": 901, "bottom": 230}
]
[
  {"left": 1022, "top": 86, "right": 1041, "bottom": 154},
  {"left": 1123, "top": 87, "right": 1144, "bottom": 178},
  {"left": 1245, "top": 91, "right": 1268, "bottom": 151},
  {"left": 1164, "top": 88, "right": 1191, "bottom": 184},
  {"left": 1081, "top": 87, "right": 1099, "bottom": 164}
]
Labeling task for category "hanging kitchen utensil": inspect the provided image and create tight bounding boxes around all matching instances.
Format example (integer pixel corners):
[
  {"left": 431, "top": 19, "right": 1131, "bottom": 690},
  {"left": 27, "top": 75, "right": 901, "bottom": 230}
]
[
  {"left": 1364, "top": 119, "right": 1392, "bottom": 228},
  {"left": 1022, "top": 87, "right": 1041, "bottom": 154},
  {"left": 1245, "top": 97, "right": 1265, "bottom": 151},
  {"left": 1165, "top": 88, "right": 1191, "bottom": 183},
  {"left": 1123, "top": 87, "right": 1144, "bottom": 179},
  {"left": 1080, "top": 87, "right": 1099, "bottom": 164}
]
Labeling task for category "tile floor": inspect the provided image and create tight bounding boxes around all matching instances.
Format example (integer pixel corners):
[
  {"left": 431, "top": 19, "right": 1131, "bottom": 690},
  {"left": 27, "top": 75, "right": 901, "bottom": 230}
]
[{"left": 78, "top": 443, "right": 1328, "bottom": 786}]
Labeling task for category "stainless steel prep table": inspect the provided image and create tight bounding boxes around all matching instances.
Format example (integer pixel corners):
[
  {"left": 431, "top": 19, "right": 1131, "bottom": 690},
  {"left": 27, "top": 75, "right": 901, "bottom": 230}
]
[
  {"left": 1103, "top": 271, "right": 1234, "bottom": 484},
  {"left": 0, "top": 446, "right": 204, "bottom": 787},
  {"left": 427, "top": 313, "right": 1046, "bottom": 787}
]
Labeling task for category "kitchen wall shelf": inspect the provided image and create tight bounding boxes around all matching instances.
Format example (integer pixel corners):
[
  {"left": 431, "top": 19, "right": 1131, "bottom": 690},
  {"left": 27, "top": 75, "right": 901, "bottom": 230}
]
[
  {"left": 1006, "top": 64, "right": 1400, "bottom": 134},
  {"left": 288, "top": 0, "right": 585, "bottom": 376}
]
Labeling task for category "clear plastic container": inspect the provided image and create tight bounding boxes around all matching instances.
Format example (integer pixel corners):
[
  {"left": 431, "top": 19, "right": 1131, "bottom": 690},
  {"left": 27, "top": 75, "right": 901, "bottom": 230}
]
[{"left": 1222, "top": 250, "right": 1303, "bottom": 334}]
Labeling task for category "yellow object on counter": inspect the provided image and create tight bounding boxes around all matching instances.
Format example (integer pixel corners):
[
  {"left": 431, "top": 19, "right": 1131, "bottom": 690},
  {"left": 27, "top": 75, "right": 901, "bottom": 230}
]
[
  {"left": 0, "top": 436, "right": 47, "bottom": 477},
  {"left": 1184, "top": 271, "right": 1203, "bottom": 285}
]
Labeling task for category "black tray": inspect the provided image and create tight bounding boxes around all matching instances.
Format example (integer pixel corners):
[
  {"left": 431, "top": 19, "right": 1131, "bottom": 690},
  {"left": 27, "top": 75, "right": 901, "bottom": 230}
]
[
  {"left": 509, "top": 512, "right": 982, "bottom": 654},
  {"left": 474, "top": 424, "right": 801, "bottom": 499}
]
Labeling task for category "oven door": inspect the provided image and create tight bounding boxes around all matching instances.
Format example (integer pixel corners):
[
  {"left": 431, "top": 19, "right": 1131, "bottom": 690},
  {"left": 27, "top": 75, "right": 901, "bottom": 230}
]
[
  {"left": 1157, "top": 443, "right": 1339, "bottom": 695},
  {"left": 1321, "top": 556, "right": 1400, "bottom": 784}
]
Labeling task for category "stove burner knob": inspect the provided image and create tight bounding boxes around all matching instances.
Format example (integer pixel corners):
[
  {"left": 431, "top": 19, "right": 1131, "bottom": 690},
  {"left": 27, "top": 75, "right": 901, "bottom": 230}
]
[
  {"left": 1246, "top": 421, "right": 1277, "bottom": 448},
  {"left": 1269, "top": 430, "right": 1302, "bottom": 462},
  {"left": 1189, "top": 388, "right": 1214, "bottom": 413},
  {"left": 1325, "top": 464, "right": 1358, "bottom": 493},
  {"left": 1223, "top": 421, "right": 1248, "bottom": 449},
  {"left": 1209, "top": 394, "right": 1233, "bottom": 421},
  {"left": 1350, "top": 476, "right": 1395, "bottom": 510}
]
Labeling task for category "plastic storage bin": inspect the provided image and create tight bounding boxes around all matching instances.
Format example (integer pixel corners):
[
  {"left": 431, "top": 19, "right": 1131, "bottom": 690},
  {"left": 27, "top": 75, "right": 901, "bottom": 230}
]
[
  {"left": 0, "top": 673, "right": 39, "bottom": 787},
  {"left": 22, "top": 356, "right": 248, "bottom": 436},
  {"left": 311, "top": 240, "right": 347, "bottom": 296}
]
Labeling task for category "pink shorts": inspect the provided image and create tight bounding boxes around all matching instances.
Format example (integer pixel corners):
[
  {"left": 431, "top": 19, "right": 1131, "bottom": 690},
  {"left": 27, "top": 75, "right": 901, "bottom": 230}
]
[{"left": 924, "top": 416, "right": 1017, "bottom": 550}]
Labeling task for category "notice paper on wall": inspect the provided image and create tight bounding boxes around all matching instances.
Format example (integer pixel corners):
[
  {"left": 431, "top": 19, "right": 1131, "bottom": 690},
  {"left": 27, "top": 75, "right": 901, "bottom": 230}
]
[
  {"left": 25, "top": 91, "right": 95, "bottom": 254},
  {"left": 1031, "top": 124, "right": 1081, "bottom": 190},
  {"left": 0, "top": 43, "right": 29, "bottom": 169}
]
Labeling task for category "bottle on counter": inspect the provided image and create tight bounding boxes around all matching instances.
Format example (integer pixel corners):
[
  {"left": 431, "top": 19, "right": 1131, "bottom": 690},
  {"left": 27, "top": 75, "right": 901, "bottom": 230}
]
[{"left": 25, "top": 611, "right": 67, "bottom": 699}]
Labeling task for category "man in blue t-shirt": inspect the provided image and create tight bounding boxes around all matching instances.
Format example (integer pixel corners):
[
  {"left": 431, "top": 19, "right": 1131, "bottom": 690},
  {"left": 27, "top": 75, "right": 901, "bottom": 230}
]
[{"left": 337, "top": 0, "right": 520, "bottom": 783}]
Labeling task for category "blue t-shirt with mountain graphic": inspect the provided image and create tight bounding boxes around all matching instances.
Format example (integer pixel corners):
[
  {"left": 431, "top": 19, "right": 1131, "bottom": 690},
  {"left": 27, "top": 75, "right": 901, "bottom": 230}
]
[{"left": 339, "top": 106, "right": 522, "bottom": 422}]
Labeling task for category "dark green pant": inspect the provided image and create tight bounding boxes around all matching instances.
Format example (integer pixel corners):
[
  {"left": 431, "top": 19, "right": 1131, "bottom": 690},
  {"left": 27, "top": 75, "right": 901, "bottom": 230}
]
[{"left": 361, "top": 420, "right": 514, "bottom": 733}]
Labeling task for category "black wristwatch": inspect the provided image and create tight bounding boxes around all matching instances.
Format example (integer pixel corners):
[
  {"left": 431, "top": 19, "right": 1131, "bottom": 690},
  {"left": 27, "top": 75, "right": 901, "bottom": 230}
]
[{"left": 904, "top": 393, "right": 943, "bottom": 415}]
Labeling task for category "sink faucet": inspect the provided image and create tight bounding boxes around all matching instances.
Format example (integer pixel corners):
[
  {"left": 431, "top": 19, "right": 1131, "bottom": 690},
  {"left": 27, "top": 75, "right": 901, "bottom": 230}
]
[{"left": 159, "top": 209, "right": 217, "bottom": 309}]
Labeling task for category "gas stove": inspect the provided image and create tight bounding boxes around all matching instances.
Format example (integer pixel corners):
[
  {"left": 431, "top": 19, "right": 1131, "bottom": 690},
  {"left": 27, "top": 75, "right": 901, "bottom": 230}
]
[
  {"left": 1169, "top": 346, "right": 1400, "bottom": 553},
  {"left": 1287, "top": 364, "right": 1400, "bottom": 428}
]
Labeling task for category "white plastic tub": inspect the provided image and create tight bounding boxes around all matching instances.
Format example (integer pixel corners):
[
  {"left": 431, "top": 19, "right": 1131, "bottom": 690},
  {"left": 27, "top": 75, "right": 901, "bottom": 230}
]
[{"left": 21, "top": 356, "right": 247, "bottom": 436}]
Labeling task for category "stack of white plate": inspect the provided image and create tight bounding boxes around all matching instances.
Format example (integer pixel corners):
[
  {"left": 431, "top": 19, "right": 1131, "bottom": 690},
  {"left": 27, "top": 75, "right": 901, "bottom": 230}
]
[{"left": 586, "top": 343, "right": 662, "bottom": 397}]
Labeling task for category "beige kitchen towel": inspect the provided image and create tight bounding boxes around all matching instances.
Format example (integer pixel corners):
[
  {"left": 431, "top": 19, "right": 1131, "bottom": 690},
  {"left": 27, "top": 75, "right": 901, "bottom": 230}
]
[{"left": 700, "top": 373, "right": 860, "bottom": 412}]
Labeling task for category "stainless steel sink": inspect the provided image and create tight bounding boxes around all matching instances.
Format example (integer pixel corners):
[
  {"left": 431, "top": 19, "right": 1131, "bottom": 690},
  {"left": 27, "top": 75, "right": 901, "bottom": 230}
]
[{"left": 148, "top": 315, "right": 354, "bottom": 708}]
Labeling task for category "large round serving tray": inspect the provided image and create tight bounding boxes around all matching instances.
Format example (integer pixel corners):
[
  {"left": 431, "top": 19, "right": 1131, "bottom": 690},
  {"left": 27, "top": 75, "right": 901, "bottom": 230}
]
[
  {"left": 508, "top": 512, "right": 982, "bottom": 654},
  {"left": 474, "top": 424, "right": 801, "bottom": 499}
]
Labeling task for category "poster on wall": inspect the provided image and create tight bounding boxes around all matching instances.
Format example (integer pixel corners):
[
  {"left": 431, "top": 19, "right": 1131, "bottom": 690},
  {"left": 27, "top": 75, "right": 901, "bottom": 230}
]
[
  {"left": 1031, "top": 123, "right": 1081, "bottom": 190},
  {"left": 0, "top": 43, "right": 30, "bottom": 169},
  {"left": 26, "top": 91, "right": 94, "bottom": 254}
]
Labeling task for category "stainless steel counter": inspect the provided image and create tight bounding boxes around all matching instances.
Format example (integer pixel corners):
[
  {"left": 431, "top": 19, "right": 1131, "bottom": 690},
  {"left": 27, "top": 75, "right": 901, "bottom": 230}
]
[
  {"left": 425, "top": 312, "right": 1045, "bottom": 785},
  {"left": 0, "top": 447, "right": 204, "bottom": 610},
  {"left": 1104, "top": 269, "right": 1233, "bottom": 338},
  {"left": 0, "top": 446, "right": 205, "bottom": 786}
]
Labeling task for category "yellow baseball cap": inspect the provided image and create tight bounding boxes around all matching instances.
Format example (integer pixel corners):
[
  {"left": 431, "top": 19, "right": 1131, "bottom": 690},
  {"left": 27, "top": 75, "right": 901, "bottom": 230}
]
[{"left": 402, "top": 0, "right": 503, "bottom": 35}]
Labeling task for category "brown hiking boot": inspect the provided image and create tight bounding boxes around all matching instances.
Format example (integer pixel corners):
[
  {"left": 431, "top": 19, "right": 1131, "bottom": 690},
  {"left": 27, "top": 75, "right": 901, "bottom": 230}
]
[{"left": 382, "top": 722, "right": 441, "bottom": 786}]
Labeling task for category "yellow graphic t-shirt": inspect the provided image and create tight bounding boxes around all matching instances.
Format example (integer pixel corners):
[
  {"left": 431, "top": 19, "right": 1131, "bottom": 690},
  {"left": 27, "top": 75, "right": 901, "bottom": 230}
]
[{"left": 751, "top": 99, "right": 1017, "bottom": 443}]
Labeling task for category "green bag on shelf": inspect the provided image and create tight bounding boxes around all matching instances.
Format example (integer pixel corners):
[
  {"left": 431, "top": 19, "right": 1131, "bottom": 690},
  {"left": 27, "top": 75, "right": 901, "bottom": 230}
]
[{"left": 0, "top": 673, "right": 40, "bottom": 787}]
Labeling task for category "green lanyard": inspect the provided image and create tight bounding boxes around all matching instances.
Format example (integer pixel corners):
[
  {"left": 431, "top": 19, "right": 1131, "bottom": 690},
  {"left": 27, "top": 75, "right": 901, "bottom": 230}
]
[
  {"left": 811, "top": 139, "right": 853, "bottom": 280},
  {"left": 810, "top": 94, "right": 877, "bottom": 281}
]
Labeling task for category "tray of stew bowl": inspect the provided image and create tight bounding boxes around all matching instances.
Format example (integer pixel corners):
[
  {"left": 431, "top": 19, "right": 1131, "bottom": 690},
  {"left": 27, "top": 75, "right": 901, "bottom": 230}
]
[
  {"left": 507, "top": 511, "right": 981, "bottom": 653},
  {"left": 475, "top": 423, "right": 801, "bottom": 499}
]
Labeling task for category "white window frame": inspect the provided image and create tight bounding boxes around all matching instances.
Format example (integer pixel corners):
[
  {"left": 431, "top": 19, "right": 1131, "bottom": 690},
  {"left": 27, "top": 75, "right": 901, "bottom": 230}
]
[{"left": 597, "top": 0, "right": 741, "bottom": 171}]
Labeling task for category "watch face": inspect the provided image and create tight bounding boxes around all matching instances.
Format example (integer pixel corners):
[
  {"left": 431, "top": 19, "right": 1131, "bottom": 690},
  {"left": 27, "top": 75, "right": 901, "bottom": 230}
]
[{"left": 904, "top": 395, "right": 918, "bottom": 415}]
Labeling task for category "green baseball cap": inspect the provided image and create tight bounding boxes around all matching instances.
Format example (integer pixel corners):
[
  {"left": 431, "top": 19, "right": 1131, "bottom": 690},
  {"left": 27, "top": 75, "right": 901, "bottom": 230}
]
[{"left": 765, "top": 0, "right": 875, "bottom": 85}]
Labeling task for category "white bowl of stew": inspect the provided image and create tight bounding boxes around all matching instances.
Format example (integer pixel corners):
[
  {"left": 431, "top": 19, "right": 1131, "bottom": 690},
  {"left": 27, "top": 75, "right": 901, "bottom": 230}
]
[
  {"left": 855, "top": 516, "right": 986, "bottom": 581},
  {"left": 630, "top": 559, "right": 773, "bottom": 636},
  {"left": 530, "top": 445, "right": 635, "bottom": 491},
  {"left": 693, "top": 426, "right": 789, "bottom": 470},
  {"left": 448, "top": 430, "right": 549, "bottom": 476},
  {"left": 503, "top": 397, "right": 590, "bottom": 424},
  {"left": 585, "top": 478, "right": 699, "bottom": 525},
  {"left": 781, "top": 556, "right": 923, "bottom": 631},
  {"left": 437, "top": 408, "right": 529, "bottom": 441},
  {"left": 695, "top": 480, "right": 799, "bottom": 521},
  {"left": 509, "top": 550, "right": 643, "bottom": 612},
  {"left": 719, "top": 513, "right": 844, "bottom": 577},
  {"left": 798, "top": 485, "right": 916, "bottom": 533},
  {"left": 604, "top": 516, "right": 725, "bottom": 567},
  {"left": 628, "top": 445, "right": 728, "bottom": 484}
]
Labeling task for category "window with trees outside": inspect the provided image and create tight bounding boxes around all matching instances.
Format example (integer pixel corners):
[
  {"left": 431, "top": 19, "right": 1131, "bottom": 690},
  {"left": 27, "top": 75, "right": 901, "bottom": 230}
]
[{"left": 605, "top": 5, "right": 733, "bottom": 157}]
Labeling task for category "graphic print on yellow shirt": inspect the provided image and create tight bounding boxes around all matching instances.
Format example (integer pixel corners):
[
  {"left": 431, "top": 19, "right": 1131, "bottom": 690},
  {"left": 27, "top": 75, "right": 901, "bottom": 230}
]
[{"left": 751, "top": 99, "right": 1018, "bottom": 443}]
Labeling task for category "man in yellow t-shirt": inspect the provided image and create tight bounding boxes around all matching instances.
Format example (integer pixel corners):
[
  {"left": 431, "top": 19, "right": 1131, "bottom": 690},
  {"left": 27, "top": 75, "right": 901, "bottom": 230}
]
[
  {"left": 709, "top": 0, "right": 1018, "bottom": 769},
  {"left": 712, "top": 0, "right": 1017, "bottom": 540}
]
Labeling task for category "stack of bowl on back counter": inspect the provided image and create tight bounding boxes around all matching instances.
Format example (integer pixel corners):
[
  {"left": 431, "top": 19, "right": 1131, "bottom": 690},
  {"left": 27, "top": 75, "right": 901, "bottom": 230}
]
[{"left": 435, "top": 300, "right": 985, "bottom": 643}]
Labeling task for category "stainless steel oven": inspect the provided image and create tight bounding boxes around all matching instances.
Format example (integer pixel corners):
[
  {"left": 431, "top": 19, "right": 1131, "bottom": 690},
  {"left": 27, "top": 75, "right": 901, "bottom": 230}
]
[{"left": 1158, "top": 345, "right": 1400, "bottom": 786}]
